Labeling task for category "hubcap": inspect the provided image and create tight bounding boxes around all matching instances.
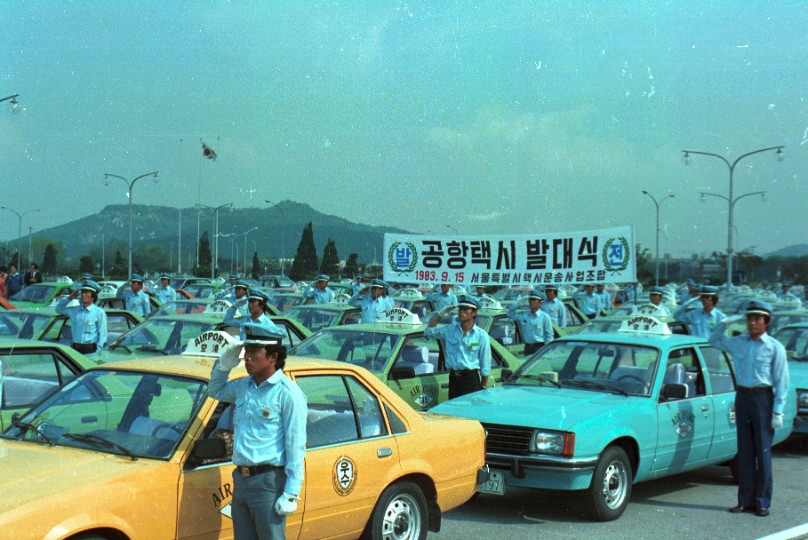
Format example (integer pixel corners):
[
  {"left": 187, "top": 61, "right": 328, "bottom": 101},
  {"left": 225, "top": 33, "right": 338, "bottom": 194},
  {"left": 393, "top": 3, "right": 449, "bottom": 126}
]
[
  {"left": 601, "top": 459, "right": 628, "bottom": 510},
  {"left": 381, "top": 493, "right": 422, "bottom": 540}
]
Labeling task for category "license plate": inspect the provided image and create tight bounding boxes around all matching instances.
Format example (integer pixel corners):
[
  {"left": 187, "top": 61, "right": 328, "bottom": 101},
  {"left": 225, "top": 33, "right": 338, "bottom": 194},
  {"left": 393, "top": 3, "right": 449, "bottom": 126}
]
[{"left": 477, "top": 470, "right": 505, "bottom": 495}]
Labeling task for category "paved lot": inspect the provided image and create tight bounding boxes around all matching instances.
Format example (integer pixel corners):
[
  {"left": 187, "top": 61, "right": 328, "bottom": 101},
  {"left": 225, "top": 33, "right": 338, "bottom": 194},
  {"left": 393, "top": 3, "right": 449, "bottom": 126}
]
[{"left": 437, "top": 439, "right": 808, "bottom": 540}]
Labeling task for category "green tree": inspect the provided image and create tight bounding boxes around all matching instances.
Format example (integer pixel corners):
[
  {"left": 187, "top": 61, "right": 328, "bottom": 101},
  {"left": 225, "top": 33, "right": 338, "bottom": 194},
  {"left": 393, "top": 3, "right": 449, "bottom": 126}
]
[
  {"left": 194, "top": 231, "right": 212, "bottom": 276},
  {"left": 635, "top": 243, "right": 653, "bottom": 284},
  {"left": 79, "top": 255, "right": 95, "bottom": 274},
  {"left": 110, "top": 250, "right": 127, "bottom": 278},
  {"left": 290, "top": 222, "right": 318, "bottom": 280},
  {"left": 344, "top": 253, "right": 359, "bottom": 278},
  {"left": 320, "top": 238, "right": 340, "bottom": 277},
  {"left": 251, "top": 252, "right": 261, "bottom": 279},
  {"left": 41, "top": 244, "right": 58, "bottom": 275}
]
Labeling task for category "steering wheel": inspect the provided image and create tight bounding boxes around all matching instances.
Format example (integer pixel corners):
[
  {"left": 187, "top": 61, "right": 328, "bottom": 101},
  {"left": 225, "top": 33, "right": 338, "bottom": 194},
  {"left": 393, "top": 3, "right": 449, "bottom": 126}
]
[{"left": 617, "top": 374, "right": 646, "bottom": 385}]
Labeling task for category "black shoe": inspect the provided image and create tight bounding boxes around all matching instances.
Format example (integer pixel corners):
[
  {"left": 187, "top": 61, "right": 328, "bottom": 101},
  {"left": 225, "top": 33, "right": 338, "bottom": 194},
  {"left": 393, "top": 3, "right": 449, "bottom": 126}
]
[
  {"left": 756, "top": 508, "right": 770, "bottom": 517},
  {"left": 729, "top": 505, "right": 755, "bottom": 513}
]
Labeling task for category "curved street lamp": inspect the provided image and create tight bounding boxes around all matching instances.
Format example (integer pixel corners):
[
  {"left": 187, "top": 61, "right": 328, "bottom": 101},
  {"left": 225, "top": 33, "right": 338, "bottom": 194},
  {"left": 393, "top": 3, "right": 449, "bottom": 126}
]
[
  {"left": 0, "top": 206, "right": 40, "bottom": 268},
  {"left": 681, "top": 146, "right": 783, "bottom": 286},
  {"left": 641, "top": 191, "right": 674, "bottom": 286},
  {"left": 239, "top": 226, "right": 258, "bottom": 278},
  {"left": 104, "top": 171, "right": 159, "bottom": 280},
  {"left": 1, "top": 94, "right": 19, "bottom": 113}
]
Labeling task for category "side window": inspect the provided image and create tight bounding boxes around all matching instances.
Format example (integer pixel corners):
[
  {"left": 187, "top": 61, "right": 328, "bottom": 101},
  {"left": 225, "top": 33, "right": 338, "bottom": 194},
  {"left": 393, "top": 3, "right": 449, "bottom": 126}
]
[
  {"left": 666, "top": 348, "right": 706, "bottom": 398},
  {"left": 489, "top": 318, "right": 521, "bottom": 346},
  {"left": 394, "top": 336, "right": 441, "bottom": 375},
  {"left": 565, "top": 305, "right": 585, "bottom": 326},
  {"left": 341, "top": 311, "right": 362, "bottom": 326},
  {"left": 700, "top": 346, "right": 736, "bottom": 394},
  {"left": 0, "top": 351, "right": 77, "bottom": 409},
  {"left": 384, "top": 403, "right": 408, "bottom": 434},
  {"left": 296, "top": 375, "right": 389, "bottom": 448}
]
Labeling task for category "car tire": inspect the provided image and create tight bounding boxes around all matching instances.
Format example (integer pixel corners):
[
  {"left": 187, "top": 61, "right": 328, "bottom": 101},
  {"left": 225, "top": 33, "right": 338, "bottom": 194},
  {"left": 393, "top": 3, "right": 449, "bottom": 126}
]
[
  {"left": 585, "top": 446, "right": 632, "bottom": 522},
  {"left": 362, "top": 481, "right": 428, "bottom": 540}
]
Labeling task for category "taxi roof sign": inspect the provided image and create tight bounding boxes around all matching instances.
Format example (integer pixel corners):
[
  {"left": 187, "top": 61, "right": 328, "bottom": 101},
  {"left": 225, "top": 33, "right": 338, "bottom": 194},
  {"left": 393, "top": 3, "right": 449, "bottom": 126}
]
[
  {"left": 184, "top": 330, "right": 238, "bottom": 357},
  {"left": 618, "top": 315, "right": 672, "bottom": 335},
  {"left": 331, "top": 293, "right": 351, "bottom": 304},
  {"left": 396, "top": 288, "right": 424, "bottom": 299},
  {"left": 204, "top": 299, "right": 233, "bottom": 314},
  {"left": 380, "top": 307, "right": 422, "bottom": 325},
  {"left": 634, "top": 303, "right": 667, "bottom": 316},
  {"left": 478, "top": 295, "right": 502, "bottom": 310}
]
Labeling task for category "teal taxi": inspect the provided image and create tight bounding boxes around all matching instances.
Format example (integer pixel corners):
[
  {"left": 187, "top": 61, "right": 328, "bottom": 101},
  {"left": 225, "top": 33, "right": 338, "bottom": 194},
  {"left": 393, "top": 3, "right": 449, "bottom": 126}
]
[
  {"left": 289, "top": 308, "right": 524, "bottom": 410},
  {"left": 431, "top": 315, "right": 796, "bottom": 521},
  {"left": 773, "top": 323, "right": 808, "bottom": 436}
]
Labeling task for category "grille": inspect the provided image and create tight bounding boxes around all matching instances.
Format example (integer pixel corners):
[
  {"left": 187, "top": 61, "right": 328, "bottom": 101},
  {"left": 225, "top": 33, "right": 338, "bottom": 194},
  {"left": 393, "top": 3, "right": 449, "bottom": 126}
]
[{"left": 481, "top": 423, "right": 533, "bottom": 455}]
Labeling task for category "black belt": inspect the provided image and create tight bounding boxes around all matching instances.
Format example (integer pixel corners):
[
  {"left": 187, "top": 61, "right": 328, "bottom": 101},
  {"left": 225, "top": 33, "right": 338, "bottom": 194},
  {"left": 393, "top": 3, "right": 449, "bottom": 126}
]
[
  {"left": 737, "top": 386, "right": 772, "bottom": 394},
  {"left": 236, "top": 464, "right": 283, "bottom": 477},
  {"left": 450, "top": 369, "right": 479, "bottom": 376},
  {"left": 72, "top": 343, "right": 98, "bottom": 353}
]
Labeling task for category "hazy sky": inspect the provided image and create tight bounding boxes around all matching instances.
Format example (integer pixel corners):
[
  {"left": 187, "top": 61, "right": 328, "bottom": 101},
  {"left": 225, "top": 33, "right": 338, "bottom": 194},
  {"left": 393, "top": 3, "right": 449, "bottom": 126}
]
[{"left": 2, "top": 1, "right": 807, "bottom": 259}]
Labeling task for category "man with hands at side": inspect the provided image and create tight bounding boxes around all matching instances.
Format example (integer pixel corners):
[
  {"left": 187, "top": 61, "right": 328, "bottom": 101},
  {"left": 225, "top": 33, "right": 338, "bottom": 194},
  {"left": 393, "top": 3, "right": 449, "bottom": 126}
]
[{"left": 208, "top": 323, "right": 307, "bottom": 539}]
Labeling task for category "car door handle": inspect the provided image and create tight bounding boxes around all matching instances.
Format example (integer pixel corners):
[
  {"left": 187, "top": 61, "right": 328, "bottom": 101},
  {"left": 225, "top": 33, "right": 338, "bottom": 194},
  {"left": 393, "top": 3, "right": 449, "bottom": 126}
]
[
  {"left": 701, "top": 404, "right": 710, "bottom": 412},
  {"left": 441, "top": 383, "right": 449, "bottom": 389},
  {"left": 377, "top": 448, "right": 393, "bottom": 458}
]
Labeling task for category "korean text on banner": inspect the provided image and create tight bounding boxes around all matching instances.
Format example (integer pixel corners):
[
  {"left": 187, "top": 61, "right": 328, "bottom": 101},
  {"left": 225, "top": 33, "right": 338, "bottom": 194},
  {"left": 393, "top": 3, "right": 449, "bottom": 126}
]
[{"left": 383, "top": 226, "right": 635, "bottom": 286}]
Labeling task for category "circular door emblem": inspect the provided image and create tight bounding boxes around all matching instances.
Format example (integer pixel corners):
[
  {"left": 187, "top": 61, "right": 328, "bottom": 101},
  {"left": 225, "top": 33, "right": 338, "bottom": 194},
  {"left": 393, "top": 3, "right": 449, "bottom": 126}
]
[{"left": 333, "top": 456, "right": 357, "bottom": 496}]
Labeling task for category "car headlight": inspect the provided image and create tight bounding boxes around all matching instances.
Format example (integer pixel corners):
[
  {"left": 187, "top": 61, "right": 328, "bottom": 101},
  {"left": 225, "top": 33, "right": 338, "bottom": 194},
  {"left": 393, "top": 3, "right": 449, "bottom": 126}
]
[
  {"left": 798, "top": 389, "right": 808, "bottom": 413},
  {"left": 530, "top": 430, "right": 575, "bottom": 457}
]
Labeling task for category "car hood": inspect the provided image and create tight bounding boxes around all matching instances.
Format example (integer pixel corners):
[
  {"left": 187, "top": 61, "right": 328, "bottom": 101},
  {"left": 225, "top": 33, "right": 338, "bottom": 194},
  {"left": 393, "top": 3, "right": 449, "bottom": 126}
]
[
  {"left": 430, "top": 385, "right": 644, "bottom": 430},
  {"left": 0, "top": 440, "right": 165, "bottom": 508}
]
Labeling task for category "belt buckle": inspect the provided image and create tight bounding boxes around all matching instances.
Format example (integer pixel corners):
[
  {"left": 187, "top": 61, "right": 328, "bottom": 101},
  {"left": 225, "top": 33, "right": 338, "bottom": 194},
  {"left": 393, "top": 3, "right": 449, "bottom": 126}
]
[{"left": 240, "top": 466, "right": 252, "bottom": 477}]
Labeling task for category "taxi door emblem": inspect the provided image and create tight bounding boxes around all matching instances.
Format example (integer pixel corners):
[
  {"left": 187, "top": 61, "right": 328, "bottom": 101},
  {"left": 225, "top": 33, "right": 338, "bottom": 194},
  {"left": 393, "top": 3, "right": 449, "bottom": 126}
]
[
  {"left": 333, "top": 456, "right": 357, "bottom": 496},
  {"left": 414, "top": 393, "right": 433, "bottom": 408},
  {"left": 675, "top": 420, "right": 693, "bottom": 438}
]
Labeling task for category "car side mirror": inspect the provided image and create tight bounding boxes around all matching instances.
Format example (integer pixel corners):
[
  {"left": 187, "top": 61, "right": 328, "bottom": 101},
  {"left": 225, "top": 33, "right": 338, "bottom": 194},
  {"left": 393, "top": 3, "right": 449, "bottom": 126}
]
[
  {"left": 192, "top": 437, "right": 228, "bottom": 460},
  {"left": 389, "top": 366, "right": 416, "bottom": 381},
  {"left": 661, "top": 383, "right": 687, "bottom": 400}
]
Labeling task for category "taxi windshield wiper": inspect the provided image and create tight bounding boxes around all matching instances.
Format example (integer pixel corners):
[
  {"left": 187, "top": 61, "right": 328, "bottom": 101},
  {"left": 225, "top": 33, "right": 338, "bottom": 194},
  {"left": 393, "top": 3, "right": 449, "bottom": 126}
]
[
  {"left": 110, "top": 342, "right": 132, "bottom": 352},
  {"left": 12, "top": 421, "right": 55, "bottom": 446},
  {"left": 509, "top": 374, "right": 561, "bottom": 388},
  {"left": 562, "top": 379, "right": 629, "bottom": 396},
  {"left": 63, "top": 433, "right": 138, "bottom": 461}
]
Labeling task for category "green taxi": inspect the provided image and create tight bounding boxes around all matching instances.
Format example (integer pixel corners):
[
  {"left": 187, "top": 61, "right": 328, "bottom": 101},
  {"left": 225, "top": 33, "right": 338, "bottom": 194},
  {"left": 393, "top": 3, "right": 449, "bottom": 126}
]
[
  {"left": 7, "top": 280, "right": 74, "bottom": 308},
  {"left": 283, "top": 294, "right": 362, "bottom": 332},
  {"left": 0, "top": 338, "right": 101, "bottom": 430},
  {"left": 0, "top": 307, "right": 143, "bottom": 347},
  {"left": 431, "top": 315, "right": 796, "bottom": 521},
  {"left": 289, "top": 308, "right": 524, "bottom": 410}
]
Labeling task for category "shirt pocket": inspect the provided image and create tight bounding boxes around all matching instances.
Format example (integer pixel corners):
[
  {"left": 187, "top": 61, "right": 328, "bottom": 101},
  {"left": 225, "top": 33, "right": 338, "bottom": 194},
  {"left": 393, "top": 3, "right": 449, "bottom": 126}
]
[{"left": 752, "top": 355, "right": 771, "bottom": 379}]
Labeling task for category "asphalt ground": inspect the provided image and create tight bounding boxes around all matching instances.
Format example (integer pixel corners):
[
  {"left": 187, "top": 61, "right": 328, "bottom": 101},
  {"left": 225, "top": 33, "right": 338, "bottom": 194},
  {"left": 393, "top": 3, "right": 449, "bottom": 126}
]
[{"left": 436, "top": 438, "right": 808, "bottom": 540}]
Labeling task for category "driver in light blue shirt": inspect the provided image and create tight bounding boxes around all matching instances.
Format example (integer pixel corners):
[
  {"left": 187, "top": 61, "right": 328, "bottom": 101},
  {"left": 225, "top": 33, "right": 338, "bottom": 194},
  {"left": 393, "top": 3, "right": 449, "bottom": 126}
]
[
  {"left": 153, "top": 273, "right": 177, "bottom": 304},
  {"left": 304, "top": 274, "right": 335, "bottom": 304},
  {"left": 348, "top": 278, "right": 395, "bottom": 323},
  {"left": 55, "top": 279, "right": 108, "bottom": 353},
  {"left": 225, "top": 289, "right": 282, "bottom": 341},
  {"left": 507, "top": 289, "right": 554, "bottom": 355},
  {"left": 648, "top": 286, "right": 672, "bottom": 316},
  {"left": 576, "top": 284, "right": 600, "bottom": 319},
  {"left": 674, "top": 285, "right": 726, "bottom": 338},
  {"left": 427, "top": 284, "right": 458, "bottom": 311},
  {"left": 116, "top": 274, "right": 151, "bottom": 318}
]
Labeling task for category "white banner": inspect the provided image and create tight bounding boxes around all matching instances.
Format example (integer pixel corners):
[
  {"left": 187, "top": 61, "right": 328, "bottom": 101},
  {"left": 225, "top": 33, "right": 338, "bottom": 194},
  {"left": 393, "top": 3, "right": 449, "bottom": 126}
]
[{"left": 383, "top": 226, "right": 635, "bottom": 286}]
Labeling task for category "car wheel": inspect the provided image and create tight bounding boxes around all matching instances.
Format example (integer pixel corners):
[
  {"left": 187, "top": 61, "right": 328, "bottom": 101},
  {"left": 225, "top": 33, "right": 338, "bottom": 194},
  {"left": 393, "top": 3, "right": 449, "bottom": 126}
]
[
  {"left": 362, "top": 481, "right": 428, "bottom": 540},
  {"left": 585, "top": 446, "right": 632, "bottom": 521}
]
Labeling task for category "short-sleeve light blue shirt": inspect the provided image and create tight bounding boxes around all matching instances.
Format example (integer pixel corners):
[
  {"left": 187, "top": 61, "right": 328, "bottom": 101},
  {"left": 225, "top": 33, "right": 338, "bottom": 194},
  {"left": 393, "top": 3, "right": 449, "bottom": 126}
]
[
  {"left": 348, "top": 292, "right": 395, "bottom": 323},
  {"left": 55, "top": 297, "right": 108, "bottom": 348},
  {"left": 541, "top": 298, "right": 567, "bottom": 328},
  {"left": 674, "top": 299, "right": 726, "bottom": 338},
  {"left": 508, "top": 306, "right": 554, "bottom": 345},
  {"left": 425, "top": 322, "right": 491, "bottom": 376}
]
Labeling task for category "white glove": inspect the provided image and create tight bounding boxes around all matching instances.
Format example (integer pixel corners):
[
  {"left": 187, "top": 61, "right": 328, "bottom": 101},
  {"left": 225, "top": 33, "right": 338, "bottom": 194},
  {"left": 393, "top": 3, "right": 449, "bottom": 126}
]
[
  {"left": 274, "top": 492, "right": 299, "bottom": 515},
  {"left": 218, "top": 343, "right": 242, "bottom": 371},
  {"left": 772, "top": 413, "right": 783, "bottom": 430}
]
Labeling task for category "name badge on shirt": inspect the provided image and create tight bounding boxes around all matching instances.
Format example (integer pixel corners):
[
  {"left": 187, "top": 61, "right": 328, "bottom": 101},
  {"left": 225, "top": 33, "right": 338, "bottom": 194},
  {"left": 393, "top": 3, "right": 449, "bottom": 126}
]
[
  {"left": 468, "top": 341, "right": 479, "bottom": 351},
  {"left": 261, "top": 406, "right": 272, "bottom": 419}
]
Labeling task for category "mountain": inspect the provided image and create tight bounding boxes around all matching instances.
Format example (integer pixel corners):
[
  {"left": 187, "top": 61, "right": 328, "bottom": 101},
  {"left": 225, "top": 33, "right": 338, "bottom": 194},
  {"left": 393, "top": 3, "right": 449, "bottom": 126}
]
[
  {"left": 23, "top": 200, "right": 410, "bottom": 264},
  {"left": 764, "top": 244, "right": 808, "bottom": 258}
]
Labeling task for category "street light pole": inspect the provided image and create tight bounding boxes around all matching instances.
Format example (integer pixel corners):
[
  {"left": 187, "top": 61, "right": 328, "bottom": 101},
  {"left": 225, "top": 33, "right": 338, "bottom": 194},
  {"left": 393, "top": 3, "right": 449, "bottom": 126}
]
[
  {"left": 641, "top": 191, "right": 674, "bottom": 286},
  {"left": 682, "top": 146, "right": 783, "bottom": 286},
  {"left": 0, "top": 206, "right": 40, "bottom": 268},
  {"left": 240, "top": 227, "right": 258, "bottom": 278},
  {"left": 196, "top": 203, "right": 232, "bottom": 279},
  {"left": 1, "top": 94, "right": 20, "bottom": 112},
  {"left": 104, "top": 171, "right": 159, "bottom": 280}
]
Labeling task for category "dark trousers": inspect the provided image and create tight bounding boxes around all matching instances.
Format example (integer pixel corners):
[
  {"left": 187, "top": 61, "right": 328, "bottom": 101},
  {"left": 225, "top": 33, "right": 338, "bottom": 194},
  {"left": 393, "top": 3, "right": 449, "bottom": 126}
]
[
  {"left": 735, "top": 388, "right": 774, "bottom": 509},
  {"left": 523, "top": 342, "right": 544, "bottom": 356},
  {"left": 72, "top": 342, "right": 97, "bottom": 354},
  {"left": 232, "top": 467, "right": 287, "bottom": 539},
  {"left": 449, "top": 369, "right": 482, "bottom": 399}
]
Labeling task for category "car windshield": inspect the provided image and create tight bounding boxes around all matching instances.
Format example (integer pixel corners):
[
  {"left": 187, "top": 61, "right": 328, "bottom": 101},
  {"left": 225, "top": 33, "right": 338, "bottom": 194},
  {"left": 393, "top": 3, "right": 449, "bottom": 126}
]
[
  {"left": 186, "top": 285, "right": 217, "bottom": 298},
  {"left": 291, "top": 329, "right": 401, "bottom": 373},
  {"left": 109, "top": 319, "right": 214, "bottom": 355},
  {"left": 285, "top": 306, "right": 342, "bottom": 332},
  {"left": 0, "top": 312, "right": 53, "bottom": 339},
  {"left": 774, "top": 327, "right": 808, "bottom": 361},
  {"left": 11, "top": 285, "right": 57, "bottom": 303},
  {"left": 509, "top": 340, "right": 660, "bottom": 396},
  {"left": 769, "top": 313, "right": 808, "bottom": 335},
  {"left": 1, "top": 369, "right": 207, "bottom": 460},
  {"left": 268, "top": 293, "right": 306, "bottom": 312},
  {"left": 571, "top": 319, "right": 626, "bottom": 335}
]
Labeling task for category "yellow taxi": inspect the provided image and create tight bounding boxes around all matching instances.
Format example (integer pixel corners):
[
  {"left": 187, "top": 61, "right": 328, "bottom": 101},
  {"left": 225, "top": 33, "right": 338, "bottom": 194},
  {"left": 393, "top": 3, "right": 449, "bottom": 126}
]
[{"left": 0, "top": 331, "right": 485, "bottom": 539}]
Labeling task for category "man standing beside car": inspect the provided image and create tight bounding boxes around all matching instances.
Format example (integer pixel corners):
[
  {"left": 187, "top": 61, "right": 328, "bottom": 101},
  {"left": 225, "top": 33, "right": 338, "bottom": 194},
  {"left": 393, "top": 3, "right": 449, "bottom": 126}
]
[
  {"left": 507, "top": 289, "right": 554, "bottom": 355},
  {"left": 673, "top": 285, "right": 725, "bottom": 338},
  {"left": 709, "top": 301, "right": 789, "bottom": 518},
  {"left": 209, "top": 324, "right": 307, "bottom": 539},
  {"left": 425, "top": 294, "right": 491, "bottom": 398},
  {"left": 116, "top": 274, "right": 151, "bottom": 318},
  {"left": 55, "top": 279, "right": 108, "bottom": 353},
  {"left": 348, "top": 278, "right": 395, "bottom": 323},
  {"left": 541, "top": 284, "right": 567, "bottom": 329}
]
